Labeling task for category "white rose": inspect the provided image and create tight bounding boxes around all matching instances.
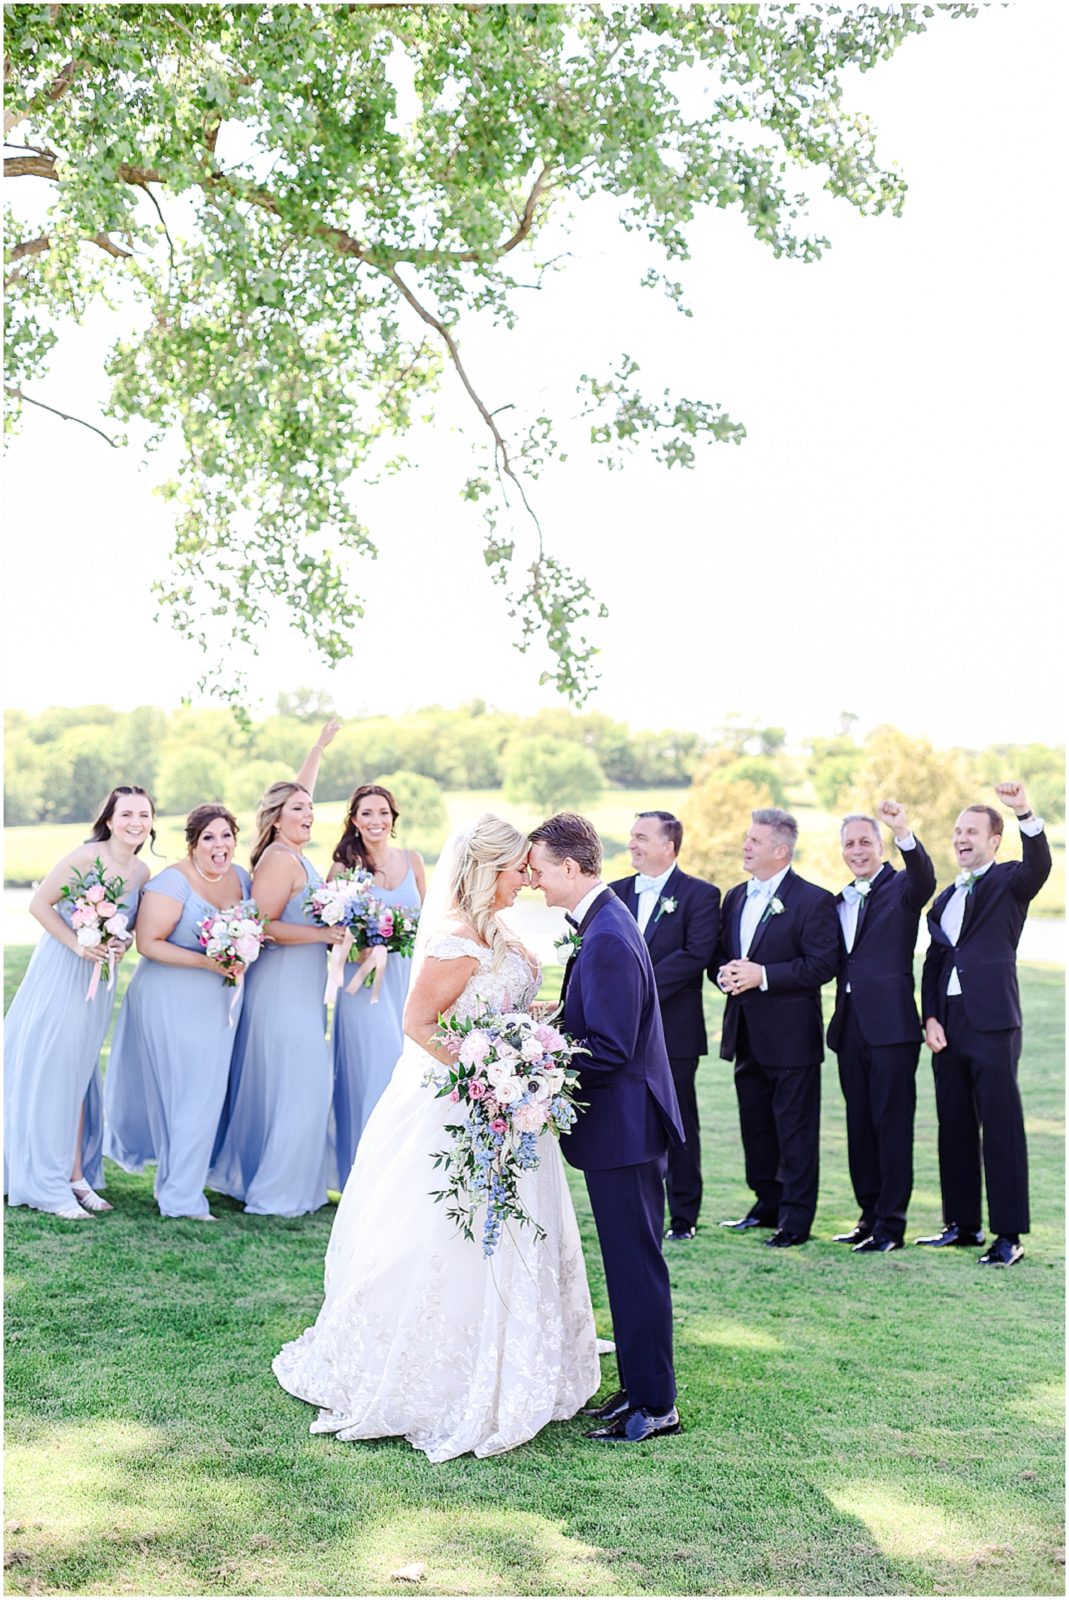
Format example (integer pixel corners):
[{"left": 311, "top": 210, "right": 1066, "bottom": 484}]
[
  {"left": 520, "top": 1035, "right": 544, "bottom": 1063},
  {"left": 320, "top": 902, "right": 346, "bottom": 926},
  {"left": 210, "top": 919, "right": 228, "bottom": 940},
  {"left": 494, "top": 1042, "right": 519, "bottom": 1063},
  {"left": 494, "top": 1077, "right": 521, "bottom": 1105},
  {"left": 77, "top": 925, "right": 103, "bottom": 948},
  {"left": 485, "top": 1059, "right": 513, "bottom": 1086},
  {"left": 104, "top": 912, "right": 129, "bottom": 938}
]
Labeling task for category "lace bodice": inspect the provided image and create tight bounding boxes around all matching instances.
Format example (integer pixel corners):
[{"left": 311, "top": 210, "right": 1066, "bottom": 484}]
[{"left": 423, "top": 930, "right": 540, "bottom": 1020}]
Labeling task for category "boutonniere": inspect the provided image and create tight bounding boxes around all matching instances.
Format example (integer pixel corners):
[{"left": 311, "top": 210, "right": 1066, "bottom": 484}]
[
  {"left": 554, "top": 929, "right": 583, "bottom": 963},
  {"left": 654, "top": 895, "right": 677, "bottom": 923},
  {"left": 761, "top": 896, "right": 786, "bottom": 922},
  {"left": 854, "top": 879, "right": 873, "bottom": 899}
]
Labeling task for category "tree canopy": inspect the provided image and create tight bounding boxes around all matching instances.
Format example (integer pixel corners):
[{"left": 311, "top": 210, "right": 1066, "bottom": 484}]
[{"left": 5, "top": 2, "right": 972, "bottom": 701}]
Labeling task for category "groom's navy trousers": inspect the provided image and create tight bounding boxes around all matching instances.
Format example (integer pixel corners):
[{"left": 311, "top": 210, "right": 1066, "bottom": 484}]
[{"left": 559, "top": 889, "right": 684, "bottom": 1415}]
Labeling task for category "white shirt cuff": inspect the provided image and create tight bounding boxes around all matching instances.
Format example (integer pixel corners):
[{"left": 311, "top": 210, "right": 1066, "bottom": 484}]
[
  {"left": 1019, "top": 816, "right": 1045, "bottom": 837},
  {"left": 895, "top": 832, "right": 917, "bottom": 851},
  {"left": 759, "top": 967, "right": 768, "bottom": 992}
]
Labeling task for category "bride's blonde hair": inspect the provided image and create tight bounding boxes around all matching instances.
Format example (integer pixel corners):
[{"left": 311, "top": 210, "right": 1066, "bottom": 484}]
[{"left": 448, "top": 814, "right": 529, "bottom": 970}]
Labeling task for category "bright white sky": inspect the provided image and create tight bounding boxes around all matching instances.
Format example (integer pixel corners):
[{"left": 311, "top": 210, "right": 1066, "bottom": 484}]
[{"left": 4, "top": 5, "right": 1065, "bottom": 751}]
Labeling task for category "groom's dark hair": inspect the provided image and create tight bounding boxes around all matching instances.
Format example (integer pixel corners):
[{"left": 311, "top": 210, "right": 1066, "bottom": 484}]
[{"left": 528, "top": 813, "right": 603, "bottom": 877}]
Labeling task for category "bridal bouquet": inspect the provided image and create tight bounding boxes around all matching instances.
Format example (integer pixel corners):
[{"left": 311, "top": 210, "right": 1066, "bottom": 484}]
[
  {"left": 196, "top": 900, "right": 268, "bottom": 1021},
  {"left": 424, "top": 1008, "right": 588, "bottom": 1257},
  {"left": 60, "top": 858, "right": 131, "bottom": 1001}
]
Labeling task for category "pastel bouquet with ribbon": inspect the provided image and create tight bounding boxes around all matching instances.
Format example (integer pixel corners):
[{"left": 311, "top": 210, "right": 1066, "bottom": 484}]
[
  {"left": 196, "top": 899, "right": 268, "bottom": 1023},
  {"left": 344, "top": 896, "right": 421, "bottom": 1003},
  {"left": 60, "top": 858, "right": 131, "bottom": 1002},
  {"left": 422, "top": 1007, "right": 587, "bottom": 1257},
  {"left": 304, "top": 869, "right": 377, "bottom": 1005}
]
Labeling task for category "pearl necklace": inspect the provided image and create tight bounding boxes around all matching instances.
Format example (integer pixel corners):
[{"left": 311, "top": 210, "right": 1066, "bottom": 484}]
[{"left": 193, "top": 861, "right": 227, "bottom": 885}]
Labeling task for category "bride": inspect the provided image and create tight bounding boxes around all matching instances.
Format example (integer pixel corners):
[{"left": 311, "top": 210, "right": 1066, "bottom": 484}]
[{"left": 272, "top": 814, "right": 600, "bottom": 1462}]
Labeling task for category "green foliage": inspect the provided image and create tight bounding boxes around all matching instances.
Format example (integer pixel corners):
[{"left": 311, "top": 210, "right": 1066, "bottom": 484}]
[
  {"left": 4, "top": 4, "right": 973, "bottom": 703},
  {"left": 373, "top": 770, "right": 447, "bottom": 838},
  {"left": 503, "top": 737, "right": 605, "bottom": 816},
  {"left": 811, "top": 748, "right": 863, "bottom": 810},
  {"left": 721, "top": 755, "right": 787, "bottom": 807},
  {"left": 155, "top": 747, "right": 230, "bottom": 815}
]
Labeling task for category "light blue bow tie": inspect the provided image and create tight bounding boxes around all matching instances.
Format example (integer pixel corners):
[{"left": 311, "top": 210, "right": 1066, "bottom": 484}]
[
  {"left": 842, "top": 880, "right": 872, "bottom": 906},
  {"left": 635, "top": 874, "right": 662, "bottom": 894},
  {"left": 747, "top": 879, "right": 770, "bottom": 899}
]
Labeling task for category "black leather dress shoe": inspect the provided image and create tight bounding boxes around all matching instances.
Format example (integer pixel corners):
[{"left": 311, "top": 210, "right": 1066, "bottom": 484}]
[
  {"left": 915, "top": 1223, "right": 985, "bottom": 1247},
  {"left": 719, "top": 1215, "right": 773, "bottom": 1231},
  {"left": 665, "top": 1226, "right": 696, "bottom": 1242},
  {"left": 978, "top": 1235, "right": 1024, "bottom": 1267},
  {"left": 853, "top": 1235, "right": 902, "bottom": 1253},
  {"left": 585, "top": 1406, "right": 681, "bottom": 1443},
  {"left": 833, "top": 1225, "right": 872, "bottom": 1246},
  {"left": 766, "top": 1228, "right": 808, "bottom": 1248},
  {"left": 579, "top": 1389, "right": 630, "bottom": 1421}
]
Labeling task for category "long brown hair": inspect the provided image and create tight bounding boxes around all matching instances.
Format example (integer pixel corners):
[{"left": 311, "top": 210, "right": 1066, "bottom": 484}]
[
  {"left": 87, "top": 785, "right": 159, "bottom": 856},
  {"left": 250, "top": 781, "right": 310, "bottom": 869},
  {"left": 332, "top": 784, "right": 400, "bottom": 871}
]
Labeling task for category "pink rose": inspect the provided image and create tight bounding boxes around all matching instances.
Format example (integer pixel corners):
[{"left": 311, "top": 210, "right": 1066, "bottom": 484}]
[
  {"left": 380, "top": 912, "right": 394, "bottom": 934},
  {"left": 449, "top": 1088, "right": 461, "bottom": 1103},
  {"left": 490, "top": 1118, "right": 507, "bottom": 1135},
  {"left": 86, "top": 884, "right": 107, "bottom": 904},
  {"left": 535, "top": 1023, "right": 566, "bottom": 1052},
  {"left": 468, "top": 1079, "right": 487, "bottom": 1099},
  {"left": 234, "top": 934, "right": 261, "bottom": 963}
]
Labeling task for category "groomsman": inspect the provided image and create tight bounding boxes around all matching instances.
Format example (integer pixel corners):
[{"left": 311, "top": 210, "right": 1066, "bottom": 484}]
[
  {"left": 827, "top": 801, "right": 936, "bottom": 1253},
  {"left": 918, "top": 783, "right": 1051, "bottom": 1267},
  {"left": 713, "top": 809, "right": 838, "bottom": 1247},
  {"left": 609, "top": 811, "right": 721, "bottom": 1242}
]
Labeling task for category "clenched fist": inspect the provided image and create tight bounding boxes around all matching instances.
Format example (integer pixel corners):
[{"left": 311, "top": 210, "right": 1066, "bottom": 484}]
[
  {"left": 877, "top": 799, "right": 910, "bottom": 838},
  {"left": 994, "top": 782, "right": 1029, "bottom": 816}
]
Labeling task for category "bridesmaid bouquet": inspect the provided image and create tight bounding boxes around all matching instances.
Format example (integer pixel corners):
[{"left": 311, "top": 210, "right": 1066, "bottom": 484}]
[
  {"left": 60, "top": 858, "right": 130, "bottom": 1001},
  {"left": 196, "top": 900, "right": 268, "bottom": 1021},
  {"left": 423, "top": 1007, "right": 588, "bottom": 1257},
  {"left": 306, "top": 870, "right": 420, "bottom": 1007}
]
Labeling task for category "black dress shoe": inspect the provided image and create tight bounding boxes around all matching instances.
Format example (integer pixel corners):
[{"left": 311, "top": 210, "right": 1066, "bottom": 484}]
[
  {"left": 914, "top": 1223, "right": 985, "bottom": 1247},
  {"left": 585, "top": 1406, "right": 681, "bottom": 1443},
  {"left": 978, "top": 1235, "right": 1024, "bottom": 1267},
  {"left": 833, "top": 1225, "right": 872, "bottom": 1246},
  {"left": 853, "top": 1235, "right": 902, "bottom": 1253},
  {"left": 719, "top": 1215, "right": 773, "bottom": 1231},
  {"left": 766, "top": 1228, "right": 808, "bottom": 1248},
  {"left": 579, "top": 1389, "right": 629, "bottom": 1421},
  {"left": 665, "top": 1225, "right": 696, "bottom": 1242}
]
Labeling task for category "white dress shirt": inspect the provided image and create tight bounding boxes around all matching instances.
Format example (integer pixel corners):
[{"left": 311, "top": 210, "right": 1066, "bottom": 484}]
[
  {"left": 940, "top": 858, "right": 995, "bottom": 995},
  {"left": 734, "top": 865, "right": 791, "bottom": 992},
  {"left": 633, "top": 863, "right": 676, "bottom": 933},
  {"left": 569, "top": 881, "right": 608, "bottom": 930}
]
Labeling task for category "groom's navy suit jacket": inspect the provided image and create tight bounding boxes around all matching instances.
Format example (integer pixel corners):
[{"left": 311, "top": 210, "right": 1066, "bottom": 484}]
[
  {"left": 827, "top": 842, "right": 936, "bottom": 1052},
  {"left": 712, "top": 870, "right": 838, "bottom": 1068},
  {"left": 608, "top": 866, "right": 721, "bottom": 1058},
  {"left": 921, "top": 828, "right": 1051, "bottom": 1032},
  {"left": 559, "top": 889, "right": 684, "bottom": 1171}
]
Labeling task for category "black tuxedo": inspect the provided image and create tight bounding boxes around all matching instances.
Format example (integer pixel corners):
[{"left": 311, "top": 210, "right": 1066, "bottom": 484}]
[
  {"left": 713, "top": 869, "right": 838, "bottom": 1236},
  {"left": 609, "top": 865, "right": 720, "bottom": 1233},
  {"left": 920, "top": 825, "right": 1051, "bottom": 1237},
  {"left": 559, "top": 888, "right": 682, "bottom": 1413},
  {"left": 827, "top": 840, "right": 936, "bottom": 1244}
]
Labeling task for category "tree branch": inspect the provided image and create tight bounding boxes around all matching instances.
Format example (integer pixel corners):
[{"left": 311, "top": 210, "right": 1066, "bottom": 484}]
[
  {"left": 5, "top": 386, "right": 119, "bottom": 446},
  {"left": 4, "top": 56, "right": 85, "bottom": 137}
]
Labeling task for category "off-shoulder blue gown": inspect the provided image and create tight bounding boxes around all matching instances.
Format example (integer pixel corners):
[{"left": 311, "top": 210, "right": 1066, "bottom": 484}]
[
  {"left": 331, "top": 858, "right": 419, "bottom": 1189},
  {"left": 4, "top": 877, "right": 142, "bottom": 1214},
  {"left": 104, "top": 864, "right": 251, "bottom": 1217},
  {"left": 208, "top": 855, "right": 332, "bottom": 1216}
]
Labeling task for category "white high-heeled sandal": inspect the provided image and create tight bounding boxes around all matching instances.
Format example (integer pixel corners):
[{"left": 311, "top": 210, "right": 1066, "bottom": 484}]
[
  {"left": 71, "top": 1180, "right": 113, "bottom": 1213},
  {"left": 56, "top": 1202, "right": 91, "bottom": 1220}
]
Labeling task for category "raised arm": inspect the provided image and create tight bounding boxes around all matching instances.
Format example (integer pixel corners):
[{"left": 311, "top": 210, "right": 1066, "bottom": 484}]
[
  {"left": 995, "top": 783, "right": 1053, "bottom": 905},
  {"left": 294, "top": 717, "right": 341, "bottom": 798},
  {"left": 877, "top": 800, "right": 936, "bottom": 909}
]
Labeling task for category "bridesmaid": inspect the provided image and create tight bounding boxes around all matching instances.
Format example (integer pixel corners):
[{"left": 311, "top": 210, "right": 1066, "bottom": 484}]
[
  {"left": 104, "top": 803, "right": 251, "bottom": 1221},
  {"left": 4, "top": 785, "right": 154, "bottom": 1219},
  {"left": 209, "top": 721, "right": 345, "bottom": 1216},
  {"left": 329, "top": 784, "right": 425, "bottom": 1188}
]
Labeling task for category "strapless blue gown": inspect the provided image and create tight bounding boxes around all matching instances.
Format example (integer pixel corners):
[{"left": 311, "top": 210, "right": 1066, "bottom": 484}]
[
  {"left": 208, "top": 855, "right": 332, "bottom": 1216},
  {"left": 5, "top": 876, "right": 142, "bottom": 1214},
  {"left": 104, "top": 864, "right": 251, "bottom": 1217},
  {"left": 331, "top": 859, "right": 419, "bottom": 1189}
]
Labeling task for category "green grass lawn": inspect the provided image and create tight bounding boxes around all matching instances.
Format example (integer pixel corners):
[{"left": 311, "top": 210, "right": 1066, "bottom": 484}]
[{"left": 3, "top": 954, "right": 1064, "bottom": 1597}]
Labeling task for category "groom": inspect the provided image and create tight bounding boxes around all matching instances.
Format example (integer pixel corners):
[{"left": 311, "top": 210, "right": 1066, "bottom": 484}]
[{"left": 528, "top": 812, "right": 685, "bottom": 1444}]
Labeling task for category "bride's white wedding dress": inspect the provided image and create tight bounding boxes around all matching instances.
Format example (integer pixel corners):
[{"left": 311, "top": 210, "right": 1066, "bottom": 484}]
[{"left": 272, "top": 929, "right": 600, "bottom": 1463}]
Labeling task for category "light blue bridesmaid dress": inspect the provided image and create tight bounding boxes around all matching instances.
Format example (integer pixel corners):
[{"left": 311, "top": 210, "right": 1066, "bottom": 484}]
[
  {"left": 331, "top": 856, "right": 420, "bottom": 1189},
  {"left": 103, "top": 864, "right": 251, "bottom": 1218},
  {"left": 208, "top": 854, "right": 332, "bottom": 1216},
  {"left": 4, "top": 876, "right": 142, "bottom": 1214}
]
